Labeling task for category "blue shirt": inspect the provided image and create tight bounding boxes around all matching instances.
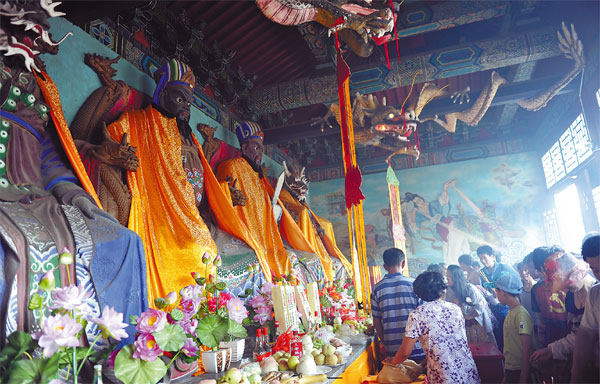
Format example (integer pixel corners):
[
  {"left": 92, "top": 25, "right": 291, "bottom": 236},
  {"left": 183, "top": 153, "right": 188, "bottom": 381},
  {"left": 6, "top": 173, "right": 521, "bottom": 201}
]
[
  {"left": 371, "top": 273, "right": 425, "bottom": 360},
  {"left": 480, "top": 263, "right": 520, "bottom": 317}
]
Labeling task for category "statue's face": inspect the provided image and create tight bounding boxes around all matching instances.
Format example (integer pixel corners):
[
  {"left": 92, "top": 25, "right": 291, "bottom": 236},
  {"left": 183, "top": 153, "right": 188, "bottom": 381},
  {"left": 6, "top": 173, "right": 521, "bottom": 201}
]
[
  {"left": 242, "top": 137, "right": 264, "bottom": 168},
  {"left": 370, "top": 106, "right": 417, "bottom": 139},
  {"left": 159, "top": 84, "right": 193, "bottom": 122},
  {"left": 544, "top": 251, "right": 591, "bottom": 293}
]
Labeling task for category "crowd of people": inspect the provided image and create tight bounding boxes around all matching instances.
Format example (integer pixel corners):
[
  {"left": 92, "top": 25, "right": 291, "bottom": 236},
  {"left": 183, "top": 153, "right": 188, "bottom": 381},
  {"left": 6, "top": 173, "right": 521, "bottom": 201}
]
[{"left": 371, "top": 234, "right": 600, "bottom": 383}]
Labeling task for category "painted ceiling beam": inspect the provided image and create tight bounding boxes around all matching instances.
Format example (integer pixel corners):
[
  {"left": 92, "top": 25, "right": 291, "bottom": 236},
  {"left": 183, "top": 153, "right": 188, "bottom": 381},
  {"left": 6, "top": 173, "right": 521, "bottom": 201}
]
[
  {"left": 393, "top": 1, "right": 507, "bottom": 40},
  {"left": 252, "top": 26, "right": 563, "bottom": 114},
  {"left": 263, "top": 75, "right": 578, "bottom": 144}
]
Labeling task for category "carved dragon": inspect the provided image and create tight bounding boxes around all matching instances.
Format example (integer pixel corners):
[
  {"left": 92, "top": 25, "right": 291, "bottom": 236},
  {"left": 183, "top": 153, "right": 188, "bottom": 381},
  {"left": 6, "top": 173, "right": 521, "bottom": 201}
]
[
  {"left": 255, "top": 0, "right": 394, "bottom": 57},
  {"left": 317, "top": 22, "right": 584, "bottom": 163}
]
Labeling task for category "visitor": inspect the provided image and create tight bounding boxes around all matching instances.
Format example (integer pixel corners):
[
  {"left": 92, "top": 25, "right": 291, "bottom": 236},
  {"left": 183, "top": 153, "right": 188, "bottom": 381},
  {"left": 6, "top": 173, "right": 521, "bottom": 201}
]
[
  {"left": 459, "top": 253, "right": 482, "bottom": 285},
  {"left": 494, "top": 273, "right": 533, "bottom": 383},
  {"left": 530, "top": 247, "right": 596, "bottom": 382},
  {"left": 571, "top": 234, "right": 600, "bottom": 383},
  {"left": 371, "top": 248, "right": 425, "bottom": 362},
  {"left": 446, "top": 265, "right": 496, "bottom": 345},
  {"left": 515, "top": 261, "right": 538, "bottom": 334},
  {"left": 477, "top": 245, "right": 520, "bottom": 350},
  {"left": 427, "top": 263, "right": 444, "bottom": 275},
  {"left": 389, "top": 271, "right": 481, "bottom": 383}
]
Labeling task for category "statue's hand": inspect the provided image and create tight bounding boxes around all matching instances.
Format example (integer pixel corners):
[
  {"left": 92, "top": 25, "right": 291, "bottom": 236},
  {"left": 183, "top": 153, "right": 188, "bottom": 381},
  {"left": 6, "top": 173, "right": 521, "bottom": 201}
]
[
  {"left": 451, "top": 86, "right": 471, "bottom": 105},
  {"left": 92, "top": 124, "right": 139, "bottom": 171},
  {"left": 226, "top": 177, "right": 247, "bottom": 207},
  {"left": 51, "top": 182, "right": 119, "bottom": 223}
]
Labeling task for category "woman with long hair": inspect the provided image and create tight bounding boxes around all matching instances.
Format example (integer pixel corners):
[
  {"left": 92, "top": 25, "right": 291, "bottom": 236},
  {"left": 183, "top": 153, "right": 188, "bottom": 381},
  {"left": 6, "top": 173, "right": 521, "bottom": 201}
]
[{"left": 446, "top": 265, "right": 497, "bottom": 345}]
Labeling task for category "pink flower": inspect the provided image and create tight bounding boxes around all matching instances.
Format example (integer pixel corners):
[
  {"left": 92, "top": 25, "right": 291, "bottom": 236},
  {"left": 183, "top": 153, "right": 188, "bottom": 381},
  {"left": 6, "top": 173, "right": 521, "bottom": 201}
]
[
  {"left": 227, "top": 297, "right": 248, "bottom": 324},
  {"left": 180, "top": 299, "right": 200, "bottom": 319},
  {"left": 253, "top": 305, "right": 272, "bottom": 325},
  {"left": 181, "top": 338, "right": 199, "bottom": 357},
  {"left": 165, "top": 291, "right": 178, "bottom": 305},
  {"left": 136, "top": 309, "right": 167, "bottom": 333},
  {"left": 180, "top": 284, "right": 203, "bottom": 300},
  {"left": 37, "top": 313, "right": 82, "bottom": 357},
  {"left": 90, "top": 305, "right": 128, "bottom": 341},
  {"left": 50, "top": 284, "right": 91, "bottom": 313},
  {"left": 260, "top": 282, "right": 276, "bottom": 296},
  {"left": 179, "top": 317, "right": 199, "bottom": 334},
  {"left": 219, "top": 292, "right": 232, "bottom": 307},
  {"left": 249, "top": 294, "right": 267, "bottom": 309},
  {"left": 132, "top": 333, "right": 163, "bottom": 362}
]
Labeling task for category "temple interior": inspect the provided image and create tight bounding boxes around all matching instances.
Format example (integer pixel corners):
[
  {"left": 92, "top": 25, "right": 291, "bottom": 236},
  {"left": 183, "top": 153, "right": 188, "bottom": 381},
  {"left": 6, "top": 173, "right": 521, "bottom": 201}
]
[{"left": 0, "top": 1, "right": 598, "bottom": 383}]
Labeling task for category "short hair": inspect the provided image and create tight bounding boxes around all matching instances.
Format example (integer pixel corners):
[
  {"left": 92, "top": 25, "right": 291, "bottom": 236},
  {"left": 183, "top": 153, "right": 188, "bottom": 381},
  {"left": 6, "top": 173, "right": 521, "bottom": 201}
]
[
  {"left": 477, "top": 245, "right": 494, "bottom": 256},
  {"left": 458, "top": 254, "right": 475, "bottom": 267},
  {"left": 383, "top": 248, "right": 404, "bottom": 267},
  {"left": 529, "top": 246, "right": 564, "bottom": 272},
  {"left": 413, "top": 271, "right": 448, "bottom": 302},
  {"left": 582, "top": 234, "right": 600, "bottom": 261},
  {"left": 426, "top": 263, "right": 444, "bottom": 275},
  {"left": 515, "top": 261, "right": 524, "bottom": 272}
]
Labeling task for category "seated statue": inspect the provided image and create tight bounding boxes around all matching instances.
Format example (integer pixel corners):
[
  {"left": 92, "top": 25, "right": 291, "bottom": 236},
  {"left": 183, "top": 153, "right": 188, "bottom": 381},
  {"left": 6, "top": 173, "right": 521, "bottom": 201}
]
[{"left": 0, "top": 0, "right": 147, "bottom": 345}]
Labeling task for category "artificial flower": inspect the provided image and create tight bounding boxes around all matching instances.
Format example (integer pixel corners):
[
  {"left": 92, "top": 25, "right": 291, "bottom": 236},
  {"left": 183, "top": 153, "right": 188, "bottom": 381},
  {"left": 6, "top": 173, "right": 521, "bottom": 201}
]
[
  {"left": 108, "top": 347, "right": 120, "bottom": 369},
  {"left": 181, "top": 338, "right": 199, "bottom": 357},
  {"left": 201, "top": 252, "right": 211, "bottom": 264},
  {"left": 37, "top": 313, "right": 82, "bottom": 357},
  {"left": 39, "top": 270, "right": 56, "bottom": 291},
  {"left": 90, "top": 305, "right": 129, "bottom": 341},
  {"left": 136, "top": 308, "right": 167, "bottom": 333},
  {"left": 219, "top": 292, "right": 232, "bottom": 307},
  {"left": 227, "top": 297, "right": 248, "bottom": 324},
  {"left": 180, "top": 284, "right": 203, "bottom": 300},
  {"left": 253, "top": 305, "right": 272, "bottom": 325},
  {"left": 58, "top": 247, "right": 74, "bottom": 265},
  {"left": 260, "top": 282, "right": 276, "bottom": 296},
  {"left": 248, "top": 294, "right": 267, "bottom": 308},
  {"left": 50, "top": 284, "right": 91, "bottom": 313},
  {"left": 132, "top": 333, "right": 162, "bottom": 362},
  {"left": 180, "top": 298, "right": 200, "bottom": 319},
  {"left": 179, "top": 317, "right": 199, "bottom": 334},
  {"left": 165, "top": 291, "right": 178, "bottom": 305}
]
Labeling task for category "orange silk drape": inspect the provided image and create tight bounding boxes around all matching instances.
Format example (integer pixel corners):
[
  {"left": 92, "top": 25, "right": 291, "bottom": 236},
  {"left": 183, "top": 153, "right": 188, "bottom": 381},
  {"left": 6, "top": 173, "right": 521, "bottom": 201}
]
[
  {"left": 279, "top": 189, "right": 333, "bottom": 281},
  {"left": 107, "top": 106, "right": 216, "bottom": 305},
  {"left": 191, "top": 136, "right": 274, "bottom": 282},
  {"left": 35, "top": 72, "right": 102, "bottom": 208},
  {"left": 216, "top": 157, "right": 291, "bottom": 278},
  {"left": 308, "top": 207, "right": 353, "bottom": 277}
]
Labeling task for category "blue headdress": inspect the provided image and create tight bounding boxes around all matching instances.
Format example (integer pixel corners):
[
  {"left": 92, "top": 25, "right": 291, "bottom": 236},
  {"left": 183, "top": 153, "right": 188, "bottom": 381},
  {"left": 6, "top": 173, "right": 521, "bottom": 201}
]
[{"left": 236, "top": 121, "right": 264, "bottom": 145}]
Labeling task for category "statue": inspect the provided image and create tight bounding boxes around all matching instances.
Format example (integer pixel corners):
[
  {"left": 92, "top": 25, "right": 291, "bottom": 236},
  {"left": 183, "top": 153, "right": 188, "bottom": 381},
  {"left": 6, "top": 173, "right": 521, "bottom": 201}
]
[
  {"left": 280, "top": 161, "right": 353, "bottom": 280},
  {"left": 0, "top": 0, "right": 147, "bottom": 344}
]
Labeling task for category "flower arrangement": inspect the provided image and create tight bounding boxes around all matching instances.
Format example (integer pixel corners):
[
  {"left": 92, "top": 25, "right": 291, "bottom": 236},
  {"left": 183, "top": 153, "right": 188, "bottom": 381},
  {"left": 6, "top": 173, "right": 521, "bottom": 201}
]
[
  {"left": 0, "top": 248, "right": 128, "bottom": 384},
  {"left": 319, "top": 278, "right": 356, "bottom": 323},
  {"left": 113, "top": 252, "right": 249, "bottom": 383}
]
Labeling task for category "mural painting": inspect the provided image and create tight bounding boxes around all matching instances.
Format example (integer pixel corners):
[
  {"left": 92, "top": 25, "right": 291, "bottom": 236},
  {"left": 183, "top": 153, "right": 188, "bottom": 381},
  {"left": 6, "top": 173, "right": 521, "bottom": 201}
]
[{"left": 310, "top": 152, "right": 546, "bottom": 276}]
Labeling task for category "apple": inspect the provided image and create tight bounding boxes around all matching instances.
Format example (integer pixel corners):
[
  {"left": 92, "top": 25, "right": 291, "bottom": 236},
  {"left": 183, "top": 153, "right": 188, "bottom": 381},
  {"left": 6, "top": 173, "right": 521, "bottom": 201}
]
[
  {"left": 287, "top": 356, "right": 300, "bottom": 370},
  {"left": 326, "top": 355, "right": 338, "bottom": 365},
  {"left": 278, "top": 360, "right": 289, "bottom": 371},
  {"left": 223, "top": 368, "right": 242, "bottom": 384},
  {"left": 323, "top": 344, "right": 336, "bottom": 356},
  {"left": 314, "top": 354, "right": 325, "bottom": 365},
  {"left": 311, "top": 349, "right": 320, "bottom": 357}
]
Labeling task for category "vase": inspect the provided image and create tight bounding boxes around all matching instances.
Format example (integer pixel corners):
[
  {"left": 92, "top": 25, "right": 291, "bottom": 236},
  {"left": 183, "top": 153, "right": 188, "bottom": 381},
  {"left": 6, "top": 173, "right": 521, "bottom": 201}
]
[
  {"left": 201, "top": 347, "right": 231, "bottom": 373},
  {"left": 219, "top": 338, "right": 245, "bottom": 362}
]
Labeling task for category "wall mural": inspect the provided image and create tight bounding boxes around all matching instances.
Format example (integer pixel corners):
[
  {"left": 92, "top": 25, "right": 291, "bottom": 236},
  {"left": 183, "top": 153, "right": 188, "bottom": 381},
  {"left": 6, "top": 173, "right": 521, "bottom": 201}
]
[{"left": 309, "top": 152, "right": 546, "bottom": 276}]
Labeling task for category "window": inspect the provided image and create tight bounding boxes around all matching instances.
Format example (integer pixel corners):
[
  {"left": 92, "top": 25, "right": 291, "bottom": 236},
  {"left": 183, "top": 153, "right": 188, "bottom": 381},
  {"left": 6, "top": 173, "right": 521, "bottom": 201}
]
[
  {"left": 553, "top": 183, "right": 586, "bottom": 253},
  {"left": 543, "top": 208, "right": 561, "bottom": 246},
  {"left": 593, "top": 185, "right": 600, "bottom": 226},
  {"left": 541, "top": 113, "right": 592, "bottom": 188}
]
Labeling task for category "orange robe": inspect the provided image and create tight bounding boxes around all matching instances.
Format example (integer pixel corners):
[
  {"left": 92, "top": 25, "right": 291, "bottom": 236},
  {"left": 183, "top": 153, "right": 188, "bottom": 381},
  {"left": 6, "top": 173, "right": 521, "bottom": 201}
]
[
  {"left": 280, "top": 189, "right": 353, "bottom": 279},
  {"left": 107, "top": 106, "right": 217, "bottom": 304},
  {"left": 216, "top": 157, "right": 292, "bottom": 278}
]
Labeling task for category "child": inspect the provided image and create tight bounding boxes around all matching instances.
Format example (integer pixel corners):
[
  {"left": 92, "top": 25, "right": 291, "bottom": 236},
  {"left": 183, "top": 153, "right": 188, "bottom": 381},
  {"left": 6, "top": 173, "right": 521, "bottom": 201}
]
[{"left": 494, "top": 273, "right": 533, "bottom": 383}]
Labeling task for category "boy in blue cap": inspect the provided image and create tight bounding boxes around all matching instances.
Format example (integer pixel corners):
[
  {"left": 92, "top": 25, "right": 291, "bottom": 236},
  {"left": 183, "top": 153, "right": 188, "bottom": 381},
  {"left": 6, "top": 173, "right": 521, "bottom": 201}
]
[{"left": 494, "top": 272, "right": 533, "bottom": 383}]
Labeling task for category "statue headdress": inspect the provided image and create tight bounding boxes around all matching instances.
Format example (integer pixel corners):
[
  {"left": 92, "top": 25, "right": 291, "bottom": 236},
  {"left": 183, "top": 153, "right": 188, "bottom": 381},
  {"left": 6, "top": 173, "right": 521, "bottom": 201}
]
[
  {"left": 152, "top": 59, "right": 195, "bottom": 104},
  {"left": 236, "top": 121, "right": 264, "bottom": 145}
]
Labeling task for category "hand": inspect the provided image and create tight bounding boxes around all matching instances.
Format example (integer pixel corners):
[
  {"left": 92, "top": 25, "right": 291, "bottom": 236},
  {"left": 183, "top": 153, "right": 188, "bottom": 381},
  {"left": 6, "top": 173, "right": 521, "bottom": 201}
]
[
  {"left": 530, "top": 347, "right": 552, "bottom": 362},
  {"left": 451, "top": 86, "right": 470, "bottom": 104},
  {"left": 91, "top": 124, "right": 139, "bottom": 171}
]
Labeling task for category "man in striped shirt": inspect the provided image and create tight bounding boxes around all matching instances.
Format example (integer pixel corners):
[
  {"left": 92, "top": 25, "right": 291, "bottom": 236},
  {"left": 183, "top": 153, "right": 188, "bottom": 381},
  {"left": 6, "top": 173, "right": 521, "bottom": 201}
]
[{"left": 371, "top": 248, "right": 426, "bottom": 361}]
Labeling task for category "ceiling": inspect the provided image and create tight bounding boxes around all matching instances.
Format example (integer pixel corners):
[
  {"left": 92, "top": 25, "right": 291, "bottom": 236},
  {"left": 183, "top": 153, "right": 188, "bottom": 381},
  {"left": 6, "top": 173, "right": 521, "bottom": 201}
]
[{"left": 60, "top": 0, "right": 599, "bottom": 173}]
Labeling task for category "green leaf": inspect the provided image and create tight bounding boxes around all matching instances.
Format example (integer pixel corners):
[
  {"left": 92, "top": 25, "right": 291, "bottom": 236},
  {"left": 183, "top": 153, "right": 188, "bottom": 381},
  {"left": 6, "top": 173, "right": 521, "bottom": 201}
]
[
  {"left": 130, "top": 315, "right": 139, "bottom": 325},
  {"left": 57, "top": 347, "right": 90, "bottom": 368},
  {"left": 7, "top": 331, "right": 33, "bottom": 350},
  {"left": 196, "top": 315, "right": 227, "bottom": 349},
  {"left": 152, "top": 324, "right": 186, "bottom": 352},
  {"left": 195, "top": 277, "right": 206, "bottom": 285},
  {"left": 8, "top": 354, "right": 59, "bottom": 384},
  {"left": 114, "top": 345, "right": 167, "bottom": 384},
  {"left": 227, "top": 319, "right": 247, "bottom": 339},
  {"left": 154, "top": 298, "right": 167, "bottom": 309},
  {"left": 216, "top": 282, "right": 226, "bottom": 291}
]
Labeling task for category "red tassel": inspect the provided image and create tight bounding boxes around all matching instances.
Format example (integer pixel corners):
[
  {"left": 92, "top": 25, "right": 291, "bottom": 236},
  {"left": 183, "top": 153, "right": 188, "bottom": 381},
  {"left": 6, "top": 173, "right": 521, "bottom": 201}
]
[
  {"left": 389, "top": 0, "right": 401, "bottom": 65},
  {"left": 384, "top": 42, "right": 391, "bottom": 69},
  {"left": 345, "top": 166, "right": 366, "bottom": 209}
]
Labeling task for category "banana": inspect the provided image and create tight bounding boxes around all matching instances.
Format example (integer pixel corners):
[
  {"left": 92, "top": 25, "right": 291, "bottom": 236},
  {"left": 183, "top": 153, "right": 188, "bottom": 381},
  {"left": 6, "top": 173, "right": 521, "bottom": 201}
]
[{"left": 280, "top": 374, "right": 327, "bottom": 384}]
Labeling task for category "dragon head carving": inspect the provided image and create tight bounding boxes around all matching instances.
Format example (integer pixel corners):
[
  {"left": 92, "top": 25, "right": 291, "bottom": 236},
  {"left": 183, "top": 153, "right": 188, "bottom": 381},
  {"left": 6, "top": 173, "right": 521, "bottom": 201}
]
[
  {"left": 358, "top": 94, "right": 418, "bottom": 142},
  {"left": 0, "top": 0, "right": 72, "bottom": 72},
  {"left": 282, "top": 160, "right": 309, "bottom": 203}
]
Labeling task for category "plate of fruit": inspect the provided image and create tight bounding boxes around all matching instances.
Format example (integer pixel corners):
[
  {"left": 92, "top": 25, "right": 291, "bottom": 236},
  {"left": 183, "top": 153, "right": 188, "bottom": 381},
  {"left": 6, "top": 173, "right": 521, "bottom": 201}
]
[{"left": 312, "top": 342, "right": 346, "bottom": 367}]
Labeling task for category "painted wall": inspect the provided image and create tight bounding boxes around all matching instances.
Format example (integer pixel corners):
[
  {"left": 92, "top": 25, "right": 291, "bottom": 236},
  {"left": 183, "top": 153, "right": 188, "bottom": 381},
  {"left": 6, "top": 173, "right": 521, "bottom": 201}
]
[
  {"left": 42, "top": 17, "right": 282, "bottom": 177},
  {"left": 309, "top": 152, "right": 547, "bottom": 276}
]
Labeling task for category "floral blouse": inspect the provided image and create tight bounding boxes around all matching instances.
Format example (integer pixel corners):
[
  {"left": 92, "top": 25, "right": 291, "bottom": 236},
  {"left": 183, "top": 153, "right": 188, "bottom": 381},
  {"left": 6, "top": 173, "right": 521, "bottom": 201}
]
[{"left": 405, "top": 300, "right": 481, "bottom": 384}]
